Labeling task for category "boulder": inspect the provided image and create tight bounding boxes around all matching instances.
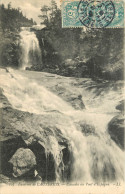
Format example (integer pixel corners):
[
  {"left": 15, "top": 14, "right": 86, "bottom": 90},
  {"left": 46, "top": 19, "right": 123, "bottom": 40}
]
[
  {"left": 9, "top": 148, "right": 36, "bottom": 177},
  {"left": 77, "top": 121, "right": 96, "bottom": 136},
  {"left": 108, "top": 114, "right": 124, "bottom": 149},
  {"left": 69, "top": 94, "right": 85, "bottom": 110},
  {"left": 0, "top": 135, "right": 27, "bottom": 176},
  {"left": 0, "top": 91, "right": 72, "bottom": 182},
  {"left": 116, "top": 100, "right": 124, "bottom": 112},
  {"left": 57, "top": 91, "right": 85, "bottom": 110}
]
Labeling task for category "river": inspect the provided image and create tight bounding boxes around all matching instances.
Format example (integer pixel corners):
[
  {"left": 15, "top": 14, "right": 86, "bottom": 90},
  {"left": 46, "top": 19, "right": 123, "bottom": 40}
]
[{"left": 0, "top": 27, "right": 124, "bottom": 183}]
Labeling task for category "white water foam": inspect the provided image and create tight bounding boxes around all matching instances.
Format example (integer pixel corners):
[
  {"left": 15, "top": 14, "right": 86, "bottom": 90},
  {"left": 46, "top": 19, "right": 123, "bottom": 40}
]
[
  {"left": 0, "top": 68, "right": 124, "bottom": 182},
  {"left": 19, "top": 27, "right": 42, "bottom": 70}
]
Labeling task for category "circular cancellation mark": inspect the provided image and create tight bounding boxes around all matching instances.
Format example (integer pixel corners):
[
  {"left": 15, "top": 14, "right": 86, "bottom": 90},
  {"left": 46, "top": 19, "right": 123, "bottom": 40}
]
[{"left": 77, "top": 0, "right": 115, "bottom": 28}]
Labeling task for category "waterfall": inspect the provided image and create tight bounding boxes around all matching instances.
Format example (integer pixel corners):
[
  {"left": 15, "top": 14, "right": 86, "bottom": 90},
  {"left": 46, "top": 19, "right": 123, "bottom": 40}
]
[
  {"left": 0, "top": 68, "right": 124, "bottom": 183},
  {"left": 19, "top": 27, "right": 42, "bottom": 70}
]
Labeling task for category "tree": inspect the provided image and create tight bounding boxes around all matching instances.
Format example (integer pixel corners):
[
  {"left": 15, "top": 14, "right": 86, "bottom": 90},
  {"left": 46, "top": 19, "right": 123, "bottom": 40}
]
[
  {"left": 7, "top": 2, "right": 11, "bottom": 9},
  {"left": 50, "top": 0, "right": 57, "bottom": 18},
  {"left": 39, "top": 5, "right": 50, "bottom": 25},
  {"left": 1, "top": 4, "right": 4, "bottom": 9},
  {"left": 0, "top": 3, "right": 34, "bottom": 32},
  {"left": 39, "top": 1, "right": 58, "bottom": 26},
  {"left": 49, "top": 8, "right": 61, "bottom": 30}
]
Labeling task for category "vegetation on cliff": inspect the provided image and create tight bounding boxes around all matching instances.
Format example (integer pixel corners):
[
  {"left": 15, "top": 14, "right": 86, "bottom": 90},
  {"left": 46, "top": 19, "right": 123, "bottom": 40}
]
[
  {"left": 34, "top": 0, "right": 124, "bottom": 80},
  {"left": 0, "top": 1, "right": 124, "bottom": 80},
  {"left": 0, "top": 3, "right": 35, "bottom": 68}
]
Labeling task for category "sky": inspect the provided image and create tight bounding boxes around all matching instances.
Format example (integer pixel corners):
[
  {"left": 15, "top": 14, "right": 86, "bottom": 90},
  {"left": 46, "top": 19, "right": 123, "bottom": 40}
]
[{"left": 0, "top": 0, "right": 60, "bottom": 24}]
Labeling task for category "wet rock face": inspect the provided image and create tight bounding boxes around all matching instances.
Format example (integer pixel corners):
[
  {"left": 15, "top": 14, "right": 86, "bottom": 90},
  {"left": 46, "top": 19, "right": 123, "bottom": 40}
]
[
  {"left": 28, "top": 141, "right": 56, "bottom": 181},
  {"left": 108, "top": 114, "right": 124, "bottom": 150},
  {"left": 9, "top": 148, "right": 36, "bottom": 177},
  {"left": 0, "top": 90, "right": 72, "bottom": 182},
  {"left": 77, "top": 121, "right": 96, "bottom": 136},
  {"left": 116, "top": 100, "right": 124, "bottom": 112},
  {"left": 54, "top": 84, "right": 85, "bottom": 110},
  {"left": 69, "top": 94, "right": 85, "bottom": 110},
  {"left": 0, "top": 135, "right": 27, "bottom": 176},
  {"left": 62, "top": 146, "right": 73, "bottom": 181}
]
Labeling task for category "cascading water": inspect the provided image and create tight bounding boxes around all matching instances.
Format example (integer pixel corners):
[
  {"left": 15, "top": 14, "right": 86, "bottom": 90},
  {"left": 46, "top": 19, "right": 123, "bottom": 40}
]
[
  {"left": 0, "top": 68, "right": 124, "bottom": 183},
  {"left": 19, "top": 27, "right": 42, "bottom": 70}
]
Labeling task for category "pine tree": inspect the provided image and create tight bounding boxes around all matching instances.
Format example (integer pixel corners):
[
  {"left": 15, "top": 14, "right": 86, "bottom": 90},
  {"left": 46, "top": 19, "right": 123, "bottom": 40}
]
[
  {"left": 50, "top": 0, "right": 57, "bottom": 18},
  {"left": 39, "top": 5, "right": 50, "bottom": 25}
]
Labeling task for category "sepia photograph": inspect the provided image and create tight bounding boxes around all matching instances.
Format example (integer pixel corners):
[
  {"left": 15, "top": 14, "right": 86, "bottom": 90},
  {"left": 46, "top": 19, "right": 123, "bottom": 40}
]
[{"left": 0, "top": 0, "right": 124, "bottom": 193}]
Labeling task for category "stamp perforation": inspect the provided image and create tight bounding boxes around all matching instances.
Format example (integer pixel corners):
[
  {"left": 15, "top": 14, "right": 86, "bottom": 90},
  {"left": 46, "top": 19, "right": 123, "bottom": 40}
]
[{"left": 61, "top": 0, "right": 124, "bottom": 28}]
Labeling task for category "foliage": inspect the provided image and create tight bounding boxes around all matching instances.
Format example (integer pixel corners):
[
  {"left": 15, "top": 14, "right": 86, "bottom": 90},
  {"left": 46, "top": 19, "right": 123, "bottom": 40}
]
[
  {"left": 0, "top": 3, "right": 35, "bottom": 32},
  {"left": 0, "top": 3, "right": 35, "bottom": 68},
  {"left": 37, "top": 1, "right": 124, "bottom": 80},
  {"left": 39, "top": 0, "right": 58, "bottom": 26}
]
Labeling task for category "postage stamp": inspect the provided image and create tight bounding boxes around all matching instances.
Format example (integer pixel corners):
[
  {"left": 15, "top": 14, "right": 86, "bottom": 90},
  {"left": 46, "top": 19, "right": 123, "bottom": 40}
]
[{"left": 61, "top": 0, "right": 124, "bottom": 28}]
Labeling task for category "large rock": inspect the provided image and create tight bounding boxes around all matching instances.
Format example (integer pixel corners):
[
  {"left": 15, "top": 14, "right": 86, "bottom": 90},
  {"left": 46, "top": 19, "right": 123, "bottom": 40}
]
[
  {"left": 0, "top": 135, "right": 27, "bottom": 176},
  {"left": 54, "top": 85, "right": 85, "bottom": 110},
  {"left": 76, "top": 121, "right": 96, "bottom": 136},
  {"left": 116, "top": 100, "right": 124, "bottom": 112},
  {"left": 0, "top": 90, "right": 72, "bottom": 182},
  {"left": 108, "top": 114, "right": 124, "bottom": 149},
  {"left": 69, "top": 94, "right": 85, "bottom": 110},
  {"left": 9, "top": 148, "right": 36, "bottom": 177}
]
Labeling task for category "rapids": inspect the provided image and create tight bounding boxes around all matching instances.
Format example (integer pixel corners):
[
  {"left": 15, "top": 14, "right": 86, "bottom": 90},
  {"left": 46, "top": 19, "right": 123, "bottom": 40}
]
[
  {"left": 0, "top": 27, "right": 124, "bottom": 183},
  {"left": 0, "top": 68, "right": 124, "bottom": 182}
]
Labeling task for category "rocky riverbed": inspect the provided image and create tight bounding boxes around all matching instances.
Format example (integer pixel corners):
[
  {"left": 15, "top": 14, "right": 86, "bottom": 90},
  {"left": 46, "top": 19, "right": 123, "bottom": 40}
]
[
  {"left": 0, "top": 87, "right": 73, "bottom": 183},
  {"left": 0, "top": 68, "right": 124, "bottom": 184}
]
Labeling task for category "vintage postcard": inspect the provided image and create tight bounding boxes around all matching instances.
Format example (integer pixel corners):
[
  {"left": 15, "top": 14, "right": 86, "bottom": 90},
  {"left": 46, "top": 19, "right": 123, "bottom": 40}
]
[{"left": 0, "top": 0, "right": 124, "bottom": 194}]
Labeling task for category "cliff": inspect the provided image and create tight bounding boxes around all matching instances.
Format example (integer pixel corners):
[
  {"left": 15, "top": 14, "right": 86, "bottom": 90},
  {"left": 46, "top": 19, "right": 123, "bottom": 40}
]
[{"left": 0, "top": 88, "right": 72, "bottom": 183}]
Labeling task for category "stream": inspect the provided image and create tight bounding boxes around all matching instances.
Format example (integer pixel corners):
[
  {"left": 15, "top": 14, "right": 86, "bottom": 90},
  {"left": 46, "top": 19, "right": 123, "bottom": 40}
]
[{"left": 0, "top": 27, "right": 124, "bottom": 183}]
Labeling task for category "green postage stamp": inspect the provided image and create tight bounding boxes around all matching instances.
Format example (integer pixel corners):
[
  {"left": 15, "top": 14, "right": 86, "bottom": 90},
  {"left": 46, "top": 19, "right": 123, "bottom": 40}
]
[{"left": 61, "top": 0, "right": 124, "bottom": 28}]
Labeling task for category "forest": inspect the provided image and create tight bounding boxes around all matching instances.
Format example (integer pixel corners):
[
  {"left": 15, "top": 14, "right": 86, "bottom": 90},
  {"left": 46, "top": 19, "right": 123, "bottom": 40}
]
[
  {"left": 34, "top": 0, "right": 124, "bottom": 80},
  {"left": 0, "top": 1, "right": 124, "bottom": 80},
  {"left": 0, "top": 3, "right": 35, "bottom": 67}
]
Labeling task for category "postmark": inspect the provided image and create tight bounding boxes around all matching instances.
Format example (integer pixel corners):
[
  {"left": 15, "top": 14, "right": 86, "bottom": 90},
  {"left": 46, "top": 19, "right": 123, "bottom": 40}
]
[
  {"left": 78, "top": 0, "right": 115, "bottom": 28},
  {"left": 61, "top": 0, "right": 124, "bottom": 28}
]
